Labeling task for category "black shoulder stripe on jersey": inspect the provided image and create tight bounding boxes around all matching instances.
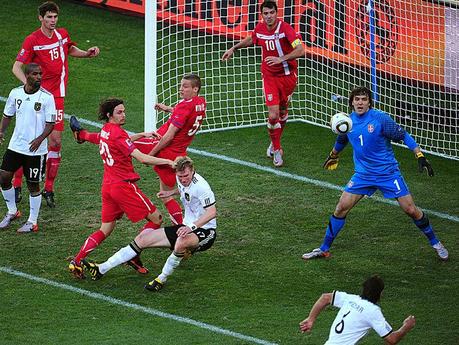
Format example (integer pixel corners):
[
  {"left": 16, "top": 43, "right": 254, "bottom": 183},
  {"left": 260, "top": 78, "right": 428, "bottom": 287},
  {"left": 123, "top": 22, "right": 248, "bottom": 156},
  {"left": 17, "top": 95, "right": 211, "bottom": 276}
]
[
  {"left": 331, "top": 290, "right": 336, "bottom": 305},
  {"left": 192, "top": 176, "right": 198, "bottom": 184}
]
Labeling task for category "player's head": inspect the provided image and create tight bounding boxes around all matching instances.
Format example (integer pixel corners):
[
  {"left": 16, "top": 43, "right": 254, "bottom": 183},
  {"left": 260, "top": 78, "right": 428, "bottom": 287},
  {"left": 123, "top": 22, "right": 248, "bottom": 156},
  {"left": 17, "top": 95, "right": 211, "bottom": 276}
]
[
  {"left": 24, "top": 63, "right": 42, "bottom": 89},
  {"left": 98, "top": 98, "right": 125, "bottom": 123},
  {"left": 349, "top": 86, "right": 373, "bottom": 114},
  {"left": 360, "top": 275, "right": 384, "bottom": 304},
  {"left": 174, "top": 156, "right": 195, "bottom": 186},
  {"left": 260, "top": 1, "right": 278, "bottom": 13},
  {"left": 39, "top": 1, "right": 59, "bottom": 30},
  {"left": 180, "top": 74, "right": 201, "bottom": 99},
  {"left": 260, "top": 1, "right": 278, "bottom": 27}
]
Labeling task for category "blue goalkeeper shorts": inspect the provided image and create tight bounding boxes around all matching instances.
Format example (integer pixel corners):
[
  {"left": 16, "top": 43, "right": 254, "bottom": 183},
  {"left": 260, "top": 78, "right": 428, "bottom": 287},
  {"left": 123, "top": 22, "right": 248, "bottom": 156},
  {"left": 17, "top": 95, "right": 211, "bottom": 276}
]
[{"left": 344, "top": 172, "right": 410, "bottom": 199}]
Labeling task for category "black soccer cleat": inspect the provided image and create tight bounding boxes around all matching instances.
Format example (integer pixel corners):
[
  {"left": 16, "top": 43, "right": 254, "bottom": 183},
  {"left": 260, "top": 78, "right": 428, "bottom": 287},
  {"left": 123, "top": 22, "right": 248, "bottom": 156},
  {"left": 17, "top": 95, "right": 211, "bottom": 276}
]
[
  {"left": 43, "top": 191, "right": 55, "bottom": 208},
  {"left": 81, "top": 259, "right": 104, "bottom": 280},
  {"left": 144, "top": 277, "right": 164, "bottom": 292},
  {"left": 69, "top": 115, "right": 85, "bottom": 144}
]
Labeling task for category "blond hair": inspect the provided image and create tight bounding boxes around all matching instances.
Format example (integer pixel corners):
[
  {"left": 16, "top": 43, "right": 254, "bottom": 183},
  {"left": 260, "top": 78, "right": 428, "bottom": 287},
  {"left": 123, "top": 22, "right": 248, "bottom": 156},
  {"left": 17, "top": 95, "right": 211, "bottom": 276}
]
[{"left": 173, "top": 156, "right": 194, "bottom": 172}]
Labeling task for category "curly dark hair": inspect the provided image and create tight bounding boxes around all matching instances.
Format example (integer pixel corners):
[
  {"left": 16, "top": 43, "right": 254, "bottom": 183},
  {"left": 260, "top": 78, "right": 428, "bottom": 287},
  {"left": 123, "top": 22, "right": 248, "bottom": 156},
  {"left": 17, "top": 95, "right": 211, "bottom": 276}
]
[
  {"left": 98, "top": 98, "right": 124, "bottom": 122},
  {"left": 360, "top": 275, "right": 384, "bottom": 304},
  {"left": 349, "top": 86, "right": 373, "bottom": 109},
  {"left": 38, "top": 1, "right": 59, "bottom": 17}
]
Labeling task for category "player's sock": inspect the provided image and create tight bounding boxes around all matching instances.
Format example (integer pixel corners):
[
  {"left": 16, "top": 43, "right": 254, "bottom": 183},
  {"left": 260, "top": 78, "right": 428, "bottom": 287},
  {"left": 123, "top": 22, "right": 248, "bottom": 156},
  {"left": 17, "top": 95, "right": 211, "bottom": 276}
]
[
  {"left": 267, "top": 118, "right": 282, "bottom": 151},
  {"left": 320, "top": 215, "right": 346, "bottom": 252},
  {"left": 414, "top": 212, "right": 439, "bottom": 246},
  {"left": 141, "top": 221, "right": 161, "bottom": 232},
  {"left": 165, "top": 199, "right": 183, "bottom": 225},
  {"left": 1, "top": 186, "right": 17, "bottom": 214},
  {"left": 28, "top": 193, "right": 42, "bottom": 225},
  {"left": 79, "top": 130, "right": 100, "bottom": 145},
  {"left": 13, "top": 168, "right": 23, "bottom": 188},
  {"left": 158, "top": 251, "right": 185, "bottom": 283},
  {"left": 279, "top": 113, "right": 288, "bottom": 138},
  {"left": 74, "top": 230, "right": 106, "bottom": 265},
  {"left": 44, "top": 147, "right": 61, "bottom": 192},
  {"left": 99, "top": 240, "right": 141, "bottom": 274}
]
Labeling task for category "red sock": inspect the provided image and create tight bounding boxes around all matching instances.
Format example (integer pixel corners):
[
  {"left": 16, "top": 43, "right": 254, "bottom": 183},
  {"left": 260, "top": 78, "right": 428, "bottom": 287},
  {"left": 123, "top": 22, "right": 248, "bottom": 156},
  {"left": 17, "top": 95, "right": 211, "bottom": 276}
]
[
  {"left": 267, "top": 118, "right": 282, "bottom": 151},
  {"left": 74, "top": 230, "right": 106, "bottom": 264},
  {"left": 13, "top": 168, "right": 23, "bottom": 188},
  {"left": 45, "top": 148, "right": 61, "bottom": 192},
  {"left": 140, "top": 221, "right": 161, "bottom": 232},
  {"left": 80, "top": 130, "right": 100, "bottom": 145},
  {"left": 165, "top": 199, "right": 183, "bottom": 224}
]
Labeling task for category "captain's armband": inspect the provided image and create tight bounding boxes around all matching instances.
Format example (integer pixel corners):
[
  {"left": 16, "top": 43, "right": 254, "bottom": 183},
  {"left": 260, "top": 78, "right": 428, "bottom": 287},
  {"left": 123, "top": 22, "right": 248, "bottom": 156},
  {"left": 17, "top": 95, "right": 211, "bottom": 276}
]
[{"left": 291, "top": 38, "right": 301, "bottom": 48}]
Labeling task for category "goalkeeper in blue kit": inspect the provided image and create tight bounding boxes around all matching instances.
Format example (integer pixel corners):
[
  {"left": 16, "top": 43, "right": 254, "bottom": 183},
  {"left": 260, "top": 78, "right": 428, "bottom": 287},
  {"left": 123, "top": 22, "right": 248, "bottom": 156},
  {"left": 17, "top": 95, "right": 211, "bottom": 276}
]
[{"left": 302, "top": 86, "right": 448, "bottom": 261}]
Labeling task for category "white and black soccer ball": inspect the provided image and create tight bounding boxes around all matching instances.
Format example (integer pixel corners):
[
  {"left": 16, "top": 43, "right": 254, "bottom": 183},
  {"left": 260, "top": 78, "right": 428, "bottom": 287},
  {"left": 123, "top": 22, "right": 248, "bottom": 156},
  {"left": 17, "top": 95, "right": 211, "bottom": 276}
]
[{"left": 330, "top": 112, "right": 353, "bottom": 135}]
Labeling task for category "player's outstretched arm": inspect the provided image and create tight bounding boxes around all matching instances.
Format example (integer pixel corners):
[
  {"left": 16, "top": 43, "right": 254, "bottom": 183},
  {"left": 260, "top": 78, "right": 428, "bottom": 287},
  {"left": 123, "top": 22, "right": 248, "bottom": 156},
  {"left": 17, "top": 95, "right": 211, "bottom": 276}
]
[
  {"left": 131, "top": 149, "right": 173, "bottom": 167},
  {"left": 222, "top": 36, "right": 253, "bottom": 61},
  {"left": 384, "top": 315, "right": 415, "bottom": 345},
  {"left": 300, "top": 293, "right": 333, "bottom": 333},
  {"left": 69, "top": 46, "right": 100, "bottom": 58}
]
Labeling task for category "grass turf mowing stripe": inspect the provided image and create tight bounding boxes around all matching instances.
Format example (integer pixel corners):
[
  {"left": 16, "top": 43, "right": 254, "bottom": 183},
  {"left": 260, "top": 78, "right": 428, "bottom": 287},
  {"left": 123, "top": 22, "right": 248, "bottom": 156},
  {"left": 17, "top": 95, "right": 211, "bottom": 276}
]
[{"left": 0, "top": 266, "right": 278, "bottom": 345}]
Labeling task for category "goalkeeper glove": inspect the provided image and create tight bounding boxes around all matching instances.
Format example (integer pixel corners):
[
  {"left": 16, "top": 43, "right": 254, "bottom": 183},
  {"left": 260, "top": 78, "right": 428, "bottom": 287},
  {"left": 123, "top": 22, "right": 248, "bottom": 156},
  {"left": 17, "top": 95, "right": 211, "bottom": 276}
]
[
  {"left": 416, "top": 152, "right": 434, "bottom": 177},
  {"left": 323, "top": 151, "right": 339, "bottom": 170}
]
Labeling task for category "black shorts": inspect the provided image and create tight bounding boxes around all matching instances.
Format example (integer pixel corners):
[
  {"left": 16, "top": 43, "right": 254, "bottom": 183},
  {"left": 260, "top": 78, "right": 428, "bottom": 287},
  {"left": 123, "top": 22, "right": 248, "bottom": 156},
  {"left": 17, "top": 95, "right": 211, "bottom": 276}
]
[
  {"left": 1, "top": 149, "right": 46, "bottom": 183},
  {"left": 164, "top": 225, "right": 217, "bottom": 252}
]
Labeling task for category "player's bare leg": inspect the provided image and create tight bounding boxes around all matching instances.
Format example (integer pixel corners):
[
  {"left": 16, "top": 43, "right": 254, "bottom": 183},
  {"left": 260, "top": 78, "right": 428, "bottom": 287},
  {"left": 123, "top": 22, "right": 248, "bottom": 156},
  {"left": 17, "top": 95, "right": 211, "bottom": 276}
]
[
  {"left": 397, "top": 194, "right": 448, "bottom": 260},
  {"left": 44, "top": 130, "right": 62, "bottom": 208}
]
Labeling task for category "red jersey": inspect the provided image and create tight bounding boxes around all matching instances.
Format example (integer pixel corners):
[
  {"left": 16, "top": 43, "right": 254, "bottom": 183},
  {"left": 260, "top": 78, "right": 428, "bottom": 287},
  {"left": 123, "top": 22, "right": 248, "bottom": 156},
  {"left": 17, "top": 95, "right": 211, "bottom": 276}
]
[
  {"left": 252, "top": 20, "right": 301, "bottom": 77},
  {"left": 16, "top": 28, "right": 75, "bottom": 98},
  {"left": 99, "top": 123, "right": 140, "bottom": 185},
  {"left": 157, "top": 96, "right": 206, "bottom": 155}
]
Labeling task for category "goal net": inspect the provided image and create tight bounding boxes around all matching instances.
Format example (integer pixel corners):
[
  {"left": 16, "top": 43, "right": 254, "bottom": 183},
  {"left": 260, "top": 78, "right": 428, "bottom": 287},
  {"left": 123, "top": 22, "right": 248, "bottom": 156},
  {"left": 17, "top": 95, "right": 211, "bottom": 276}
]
[{"left": 152, "top": 0, "right": 458, "bottom": 160}]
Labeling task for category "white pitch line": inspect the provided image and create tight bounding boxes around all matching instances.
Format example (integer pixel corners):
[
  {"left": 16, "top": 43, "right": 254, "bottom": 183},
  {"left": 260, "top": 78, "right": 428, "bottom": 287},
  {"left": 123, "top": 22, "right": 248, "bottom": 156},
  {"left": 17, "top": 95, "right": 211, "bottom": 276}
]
[
  {"left": 0, "top": 96, "right": 457, "bottom": 223},
  {"left": 0, "top": 266, "right": 277, "bottom": 345}
]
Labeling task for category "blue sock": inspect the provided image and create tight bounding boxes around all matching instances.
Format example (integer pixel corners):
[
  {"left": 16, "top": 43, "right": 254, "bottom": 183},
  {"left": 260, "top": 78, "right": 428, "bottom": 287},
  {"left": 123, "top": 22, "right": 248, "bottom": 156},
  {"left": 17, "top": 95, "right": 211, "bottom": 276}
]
[
  {"left": 414, "top": 213, "right": 439, "bottom": 246},
  {"left": 320, "top": 215, "right": 346, "bottom": 252}
]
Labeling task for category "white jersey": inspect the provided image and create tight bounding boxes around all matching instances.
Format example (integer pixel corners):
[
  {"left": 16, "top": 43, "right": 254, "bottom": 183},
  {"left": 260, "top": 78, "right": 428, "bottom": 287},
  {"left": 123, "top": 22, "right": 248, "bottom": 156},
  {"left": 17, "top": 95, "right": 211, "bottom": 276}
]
[
  {"left": 177, "top": 172, "right": 216, "bottom": 229},
  {"left": 325, "top": 291, "right": 392, "bottom": 345},
  {"left": 3, "top": 86, "right": 56, "bottom": 156}
]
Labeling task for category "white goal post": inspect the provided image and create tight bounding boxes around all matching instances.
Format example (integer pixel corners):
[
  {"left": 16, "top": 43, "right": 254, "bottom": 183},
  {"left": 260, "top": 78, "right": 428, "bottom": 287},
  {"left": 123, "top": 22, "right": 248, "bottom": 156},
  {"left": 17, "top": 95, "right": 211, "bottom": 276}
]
[{"left": 144, "top": 0, "right": 458, "bottom": 160}]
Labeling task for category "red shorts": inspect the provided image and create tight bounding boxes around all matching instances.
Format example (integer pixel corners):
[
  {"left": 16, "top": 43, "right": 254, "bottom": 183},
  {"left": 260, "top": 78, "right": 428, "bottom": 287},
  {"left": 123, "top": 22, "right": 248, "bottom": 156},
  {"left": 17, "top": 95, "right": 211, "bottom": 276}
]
[
  {"left": 101, "top": 181, "right": 157, "bottom": 223},
  {"left": 54, "top": 97, "right": 65, "bottom": 131},
  {"left": 262, "top": 73, "right": 297, "bottom": 107},
  {"left": 133, "top": 138, "right": 182, "bottom": 188}
]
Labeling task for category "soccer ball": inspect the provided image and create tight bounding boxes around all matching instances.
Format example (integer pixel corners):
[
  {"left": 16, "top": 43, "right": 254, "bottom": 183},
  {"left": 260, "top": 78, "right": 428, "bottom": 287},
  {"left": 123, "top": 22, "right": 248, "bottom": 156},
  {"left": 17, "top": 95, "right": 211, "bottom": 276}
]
[{"left": 330, "top": 112, "right": 352, "bottom": 135}]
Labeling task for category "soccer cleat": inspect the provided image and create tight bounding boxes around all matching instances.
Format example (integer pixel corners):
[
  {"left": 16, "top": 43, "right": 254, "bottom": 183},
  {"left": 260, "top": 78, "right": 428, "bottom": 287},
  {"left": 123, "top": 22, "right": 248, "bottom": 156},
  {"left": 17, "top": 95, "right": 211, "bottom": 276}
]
[
  {"left": 266, "top": 142, "right": 274, "bottom": 158},
  {"left": 302, "top": 248, "right": 331, "bottom": 260},
  {"left": 433, "top": 242, "right": 449, "bottom": 261},
  {"left": 15, "top": 187, "right": 22, "bottom": 203},
  {"left": 0, "top": 210, "right": 21, "bottom": 229},
  {"left": 81, "top": 259, "right": 104, "bottom": 280},
  {"left": 43, "top": 191, "right": 56, "bottom": 208},
  {"left": 69, "top": 115, "right": 85, "bottom": 144},
  {"left": 126, "top": 255, "right": 149, "bottom": 275},
  {"left": 145, "top": 277, "right": 164, "bottom": 292},
  {"left": 16, "top": 221, "right": 39, "bottom": 233},
  {"left": 273, "top": 149, "right": 283, "bottom": 167},
  {"left": 69, "top": 260, "right": 85, "bottom": 279}
]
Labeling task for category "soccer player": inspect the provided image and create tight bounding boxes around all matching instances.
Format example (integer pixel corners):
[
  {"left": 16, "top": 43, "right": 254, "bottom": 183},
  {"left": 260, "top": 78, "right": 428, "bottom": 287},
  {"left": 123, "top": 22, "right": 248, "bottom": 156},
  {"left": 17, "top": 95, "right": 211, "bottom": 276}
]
[
  {"left": 81, "top": 156, "right": 217, "bottom": 292},
  {"left": 72, "top": 74, "right": 206, "bottom": 226},
  {"left": 0, "top": 63, "right": 55, "bottom": 233},
  {"left": 12, "top": 1, "right": 100, "bottom": 207},
  {"left": 68, "top": 98, "right": 174, "bottom": 279},
  {"left": 222, "top": 0, "right": 304, "bottom": 167},
  {"left": 302, "top": 87, "right": 449, "bottom": 261},
  {"left": 300, "top": 275, "right": 416, "bottom": 344}
]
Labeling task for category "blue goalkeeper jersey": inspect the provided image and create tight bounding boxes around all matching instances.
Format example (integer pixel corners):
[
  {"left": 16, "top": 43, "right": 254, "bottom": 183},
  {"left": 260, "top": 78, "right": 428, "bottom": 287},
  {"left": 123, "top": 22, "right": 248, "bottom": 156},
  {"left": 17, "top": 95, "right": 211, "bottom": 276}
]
[{"left": 335, "top": 108, "right": 408, "bottom": 176}]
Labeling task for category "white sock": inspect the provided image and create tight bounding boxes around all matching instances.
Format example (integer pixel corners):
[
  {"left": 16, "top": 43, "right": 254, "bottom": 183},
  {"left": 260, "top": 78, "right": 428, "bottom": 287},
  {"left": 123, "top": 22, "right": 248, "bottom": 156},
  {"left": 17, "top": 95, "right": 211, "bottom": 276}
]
[
  {"left": 1, "top": 187, "right": 17, "bottom": 214},
  {"left": 99, "top": 245, "right": 137, "bottom": 274},
  {"left": 28, "top": 194, "right": 42, "bottom": 224},
  {"left": 158, "top": 252, "right": 183, "bottom": 283}
]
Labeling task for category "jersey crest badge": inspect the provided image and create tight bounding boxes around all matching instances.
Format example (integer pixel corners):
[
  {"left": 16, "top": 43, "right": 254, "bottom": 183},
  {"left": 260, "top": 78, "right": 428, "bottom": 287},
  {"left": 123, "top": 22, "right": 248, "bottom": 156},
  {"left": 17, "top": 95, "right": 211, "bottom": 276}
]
[
  {"left": 34, "top": 102, "right": 42, "bottom": 111},
  {"left": 185, "top": 192, "right": 190, "bottom": 201},
  {"left": 267, "top": 94, "right": 273, "bottom": 102},
  {"left": 19, "top": 48, "right": 25, "bottom": 56},
  {"left": 367, "top": 124, "right": 375, "bottom": 133}
]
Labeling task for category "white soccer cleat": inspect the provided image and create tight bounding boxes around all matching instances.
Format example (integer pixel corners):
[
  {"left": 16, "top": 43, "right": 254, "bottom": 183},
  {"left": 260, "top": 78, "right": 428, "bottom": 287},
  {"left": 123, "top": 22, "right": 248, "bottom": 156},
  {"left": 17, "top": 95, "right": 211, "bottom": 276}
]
[
  {"left": 17, "top": 221, "right": 39, "bottom": 233},
  {"left": 433, "top": 242, "right": 449, "bottom": 261},
  {"left": 302, "top": 248, "right": 331, "bottom": 260},
  {"left": 266, "top": 142, "right": 274, "bottom": 158},
  {"left": 273, "top": 149, "right": 283, "bottom": 167},
  {"left": 0, "top": 211, "right": 21, "bottom": 229}
]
